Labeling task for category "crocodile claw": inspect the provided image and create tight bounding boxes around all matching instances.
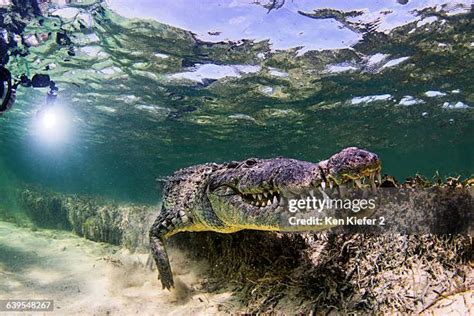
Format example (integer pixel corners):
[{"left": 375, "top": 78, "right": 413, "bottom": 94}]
[{"left": 158, "top": 266, "right": 174, "bottom": 290}]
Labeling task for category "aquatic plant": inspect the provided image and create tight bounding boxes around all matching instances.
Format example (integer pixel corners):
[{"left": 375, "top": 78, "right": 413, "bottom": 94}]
[{"left": 17, "top": 186, "right": 156, "bottom": 251}]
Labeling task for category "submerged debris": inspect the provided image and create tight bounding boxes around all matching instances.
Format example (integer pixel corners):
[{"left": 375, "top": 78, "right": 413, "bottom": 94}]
[{"left": 174, "top": 231, "right": 472, "bottom": 314}]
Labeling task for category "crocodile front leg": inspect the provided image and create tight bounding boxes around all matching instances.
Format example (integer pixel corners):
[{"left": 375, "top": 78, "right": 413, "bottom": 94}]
[{"left": 149, "top": 213, "right": 174, "bottom": 290}]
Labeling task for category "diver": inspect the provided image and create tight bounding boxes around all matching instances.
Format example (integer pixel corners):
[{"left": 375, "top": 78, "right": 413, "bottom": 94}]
[{"left": 0, "top": 65, "right": 59, "bottom": 115}]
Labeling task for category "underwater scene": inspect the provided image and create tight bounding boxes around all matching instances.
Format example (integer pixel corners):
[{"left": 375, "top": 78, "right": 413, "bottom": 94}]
[{"left": 0, "top": 0, "right": 472, "bottom": 314}]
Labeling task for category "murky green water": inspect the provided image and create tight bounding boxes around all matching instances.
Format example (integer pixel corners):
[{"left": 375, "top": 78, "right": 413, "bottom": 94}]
[{"left": 0, "top": 0, "right": 472, "bottom": 203}]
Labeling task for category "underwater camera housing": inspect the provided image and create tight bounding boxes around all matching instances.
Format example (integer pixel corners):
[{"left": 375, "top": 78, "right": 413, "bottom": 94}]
[{"left": 0, "top": 66, "right": 15, "bottom": 114}]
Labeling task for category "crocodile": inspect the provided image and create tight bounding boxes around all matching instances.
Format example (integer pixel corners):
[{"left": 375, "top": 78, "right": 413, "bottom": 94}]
[{"left": 149, "top": 147, "right": 382, "bottom": 289}]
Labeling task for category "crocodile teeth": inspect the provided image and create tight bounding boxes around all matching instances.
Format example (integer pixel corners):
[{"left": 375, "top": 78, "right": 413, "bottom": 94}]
[
  {"left": 252, "top": 194, "right": 257, "bottom": 200},
  {"left": 267, "top": 199, "right": 272, "bottom": 206},
  {"left": 377, "top": 172, "right": 382, "bottom": 184},
  {"left": 263, "top": 192, "right": 268, "bottom": 198},
  {"left": 329, "top": 181, "right": 333, "bottom": 190},
  {"left": 258, "top": 194, "right": 263, "bottom": 200},
  {"left": 309, "top": 189, "right": 315, "bottom": 197},
  {"left": 273, "top": 195, "right": 278, "bottom": 204},
  {"left": 354, "top": 179, "right": 363, "bottom": 189},
  {"left": 321, "top": 182, "right": 326, "bottom": 190}
]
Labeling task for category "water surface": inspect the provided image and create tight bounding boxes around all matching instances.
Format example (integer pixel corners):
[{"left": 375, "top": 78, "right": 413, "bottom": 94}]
[{"left": 0, "top": 0, "right": 472, "bottom": 203}]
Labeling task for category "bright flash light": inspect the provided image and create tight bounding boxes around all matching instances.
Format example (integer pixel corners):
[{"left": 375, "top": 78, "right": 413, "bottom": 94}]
[
  {"left": 33, "top": 106, "right": 71, "bottom": 145},
  {"left": 41, "top": 109, "right": 58, "bottom": 130}
]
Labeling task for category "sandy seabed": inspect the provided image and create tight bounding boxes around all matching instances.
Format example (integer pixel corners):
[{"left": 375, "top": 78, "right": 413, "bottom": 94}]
[
  {"left": 0, "top": 219, "right": 472, "bottom": 315},
  {"left": 0, "top": 221, "right": 237, "bottom": 315}
]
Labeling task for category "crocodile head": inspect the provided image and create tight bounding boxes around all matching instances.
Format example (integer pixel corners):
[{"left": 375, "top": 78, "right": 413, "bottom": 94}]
[
  {"left": 207, "top": 147, "right": 381, "bottom": 219},
  {"left": 319, "top": 146, "right": 381, "bottom": 186}
]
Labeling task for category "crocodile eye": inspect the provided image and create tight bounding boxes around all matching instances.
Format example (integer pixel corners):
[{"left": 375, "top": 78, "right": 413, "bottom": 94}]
[{"left": 245, "top": 159, "right": 257, "bottom": 166}]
